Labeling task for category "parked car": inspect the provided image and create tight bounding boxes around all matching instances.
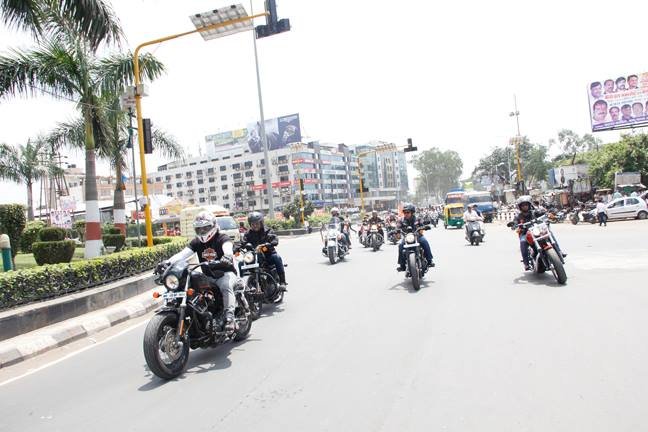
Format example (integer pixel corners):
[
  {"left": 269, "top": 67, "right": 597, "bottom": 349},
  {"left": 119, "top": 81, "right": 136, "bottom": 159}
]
[{"left": 606, "top": 197, "right": 648, "bottom": 220}]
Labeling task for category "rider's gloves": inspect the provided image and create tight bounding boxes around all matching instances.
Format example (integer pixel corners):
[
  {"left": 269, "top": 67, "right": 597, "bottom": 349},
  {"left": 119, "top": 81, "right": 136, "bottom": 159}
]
[{"left": 219, "top": 255, "right": 233, "bottom": 266}]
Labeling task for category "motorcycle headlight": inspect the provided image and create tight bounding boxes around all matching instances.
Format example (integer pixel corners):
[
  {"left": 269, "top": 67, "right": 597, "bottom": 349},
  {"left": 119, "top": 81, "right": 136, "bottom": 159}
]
[
  {"left": 405, "top": 233, "right": 416, "bottom": 243},
  {"left": 371, "top": 225, "right": 378, "bottom": 230},
  {"left": 243, "top": 252, "right": 255, "bottom": 264},
  {"left": 164, "top": 274, "right": 180, "bottom": 290},
  {"left": 328, "top": 229, "right": 337, "bottom": 237}
]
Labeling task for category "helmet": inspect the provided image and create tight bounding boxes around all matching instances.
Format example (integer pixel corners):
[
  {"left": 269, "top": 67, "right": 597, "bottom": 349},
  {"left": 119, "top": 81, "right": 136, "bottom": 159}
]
[
  {"left": 469, "top": 203, "right": 478, "bottom": 209},
  {"left": 372, "top": 210, "right": 378, "bottom": 216},
  {"left": 193, "top": 211, "right": 218, "bottom": 243},
  {"left": 516, "top": 195, "right": 533, "bottom": 210},
  {"left": 331, "top": 207, "right": 340, "bottom": 216},
  {"left": 403, "top": 203, "right": 416, "bottom": 213},
  {"left": 247, "top": 211, "right": 264, "bottom": 226}
]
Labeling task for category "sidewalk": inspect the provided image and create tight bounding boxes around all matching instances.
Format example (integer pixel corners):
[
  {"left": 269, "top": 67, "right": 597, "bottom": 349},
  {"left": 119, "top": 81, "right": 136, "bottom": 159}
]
[{"left": 0, "top": 289, "right": 161, "bottom": 369}]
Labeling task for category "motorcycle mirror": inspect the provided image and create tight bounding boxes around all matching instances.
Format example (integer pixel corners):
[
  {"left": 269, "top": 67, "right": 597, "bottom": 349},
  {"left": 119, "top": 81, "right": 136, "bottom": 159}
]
[
  {"left": 506, "top": 221, "right": 515, "bottom": 228},
  {"left": 245, "top": 243, "right": 254, "bottom": 249}
]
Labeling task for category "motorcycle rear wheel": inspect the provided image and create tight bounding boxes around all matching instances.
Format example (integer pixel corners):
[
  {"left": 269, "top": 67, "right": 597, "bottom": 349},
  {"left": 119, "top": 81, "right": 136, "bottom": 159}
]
[
  {"left": 143, "top": 313, "right": 189, "bottom": 380},
  {"left": 408, "top": 253, "right": 421, "bottom": 291}
]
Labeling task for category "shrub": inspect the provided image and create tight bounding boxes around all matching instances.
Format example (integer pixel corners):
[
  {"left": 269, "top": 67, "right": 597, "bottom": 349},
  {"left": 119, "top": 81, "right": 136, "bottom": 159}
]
[
  {"left": 0, "top": 238, "right": 186, "bottom": 309},
  {"left": 0, "top": 204, "right": 27, "bottom": 258},
  {"left": 127, "top": 236, "right": 177, "bottom": 247},
  {"left": 74, "top": 220, "right": 85, "bottom": 241},
  {"left": 308, "top": 214, "right": 330, "bottom": 228},
  {"left": 126, "top": 223, "right": 146, "bottom": 237},
  {"left": 20, "top": 220, "right": 47, "bottom": 253},
  {"left": 38, "top": 227, "right": 66, "bottom": 242},
  {"left": 103, "top": 234, "right": 126, "bottom": 252},
  {"left": 107, "top": 227, "right": 121, "bottom": 235},
  {"left": 32, "top": 240, "right": 76, "bottom": 265}
]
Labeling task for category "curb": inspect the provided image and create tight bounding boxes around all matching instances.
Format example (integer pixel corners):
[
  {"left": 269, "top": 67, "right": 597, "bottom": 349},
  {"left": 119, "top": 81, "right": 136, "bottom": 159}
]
[{"left": 0, "top": 292, "right": 160, "bottom": 369}]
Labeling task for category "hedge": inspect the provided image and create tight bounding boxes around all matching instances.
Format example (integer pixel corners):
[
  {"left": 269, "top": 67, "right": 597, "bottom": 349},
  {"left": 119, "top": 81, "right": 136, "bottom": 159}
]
[
  {"left": 126, "top": 236, "right": 176, "bottom": 247},
  {"left": 20, "top": 220, "right": 46, "bottom": 253},
  {"left": 32, "top": 240, "right": 76, "bottom": 265},
  {"left": 0, "top": 204, "right": 26, "bottom": 258},
  {"left": 38, "top": 227, "right": 66, "bottom": 241},
  {"left": 0, "top": 238, "right": 186, "bottom": 310},
  {"left": 103, "top": 234, "right": 126, "bottom": 252}
]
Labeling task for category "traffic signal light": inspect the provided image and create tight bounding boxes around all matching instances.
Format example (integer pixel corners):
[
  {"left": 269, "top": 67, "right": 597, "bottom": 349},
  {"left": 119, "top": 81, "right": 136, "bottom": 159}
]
[
  {"left": 298, "top": 178, "right": 304, "bottom": 190},
  {"left": 143, "top": 118, "right": 153, "bottom": 154},
  {"left": 403, "top": 137, "right": 417, "bottom": 153},
  {"left": 255, "top": 0, "right": 290, "bottom": 39}
]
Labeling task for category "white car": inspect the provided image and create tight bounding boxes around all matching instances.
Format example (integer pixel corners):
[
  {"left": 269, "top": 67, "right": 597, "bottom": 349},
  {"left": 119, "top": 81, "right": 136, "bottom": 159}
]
[{"left": 606, "top": 197, "right": 648, "bottom": 220}]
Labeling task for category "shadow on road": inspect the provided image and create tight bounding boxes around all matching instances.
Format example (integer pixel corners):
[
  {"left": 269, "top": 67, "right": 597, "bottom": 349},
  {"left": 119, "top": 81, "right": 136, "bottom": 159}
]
[
  {"left": 138, "top": 338, "right": 262, "bottom": 390},
  {"left": 259, "top": 302, "right": 285, "bottom": 318},
  {"left": 512, "top": 272, "right": 565, "bottom": 287},
  {"left": 389, "top": 278, "right": 434, "bottom": 293}
]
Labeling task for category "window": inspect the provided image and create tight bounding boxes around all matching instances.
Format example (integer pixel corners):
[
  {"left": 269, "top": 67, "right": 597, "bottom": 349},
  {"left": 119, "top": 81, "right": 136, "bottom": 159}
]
[
  {"left": 185, "top": 172, "right": 192, "bottom": 178},
  {"left": 198, "top": 188, "right": 205, "bottom": 193},
  {"left": 166, "top": 184, "right": 172, "bottom": 189},
  {"left": 248, "top": 200, "right": 256, "bottom": 207},
  {"left": 165, "top": 175, "right": 171, "bottom": 181},
  {"left": 209, "top": 177, "right": 215, "bottom": 183},
  {"left": 209, "top": 186, "right": 216, "bottom": 192},
  {"left": 207, "top": 168, "right": 214, "bottom": 174},
  {"left": 197, "top": 179, "right": 204, "bottom": 185},
  {"left": 210, "top": 196, "right": 218, "bottom": 202},
  {"left": 220, "top": 166, "right": 226, "bottom": 171},
  {"left": 199, "top": 197, "right": 206, "bottom": 203},
  {"left": 221, "top": 175, "right": 227, "bottom": 181},
  {"left": 176, "top": 182, "right": 182, "bottom": 188},
  {"left": 245, "top": 171, "right": 254, "bottom": 177},
  {"left": 244, "top": 161, "right": 253, "bottom": 169},
  {"left": 261, "top": 169, "right": 266, "bottom": 175},
  {"left": 232, "top": 163, "right": 241, "bottom": 170},
  {"left": 186, "top": 181, "right": 193, "bottom": 186},
  {"left": 233, "top": 173, "right": 242, "bottom": 180},
  {"left": 155, "top": 177, "right": 161, "bottom": 182},
  {"left": 280, "top": 175, "right": 289, "bottom": 182},
  {"left": 189, "top": 198, "right": 195, "bottom": 204},
  {"left": 626, "top": 198, "right": 639, "bottom": 205},
  {"left": 175, "top": 173, "right": 182, "bottom": 178},
  {"left": 247, "top": 191, "right": 255, "bottom": 197},
  {"left": 177, "top": 191, "right": 183, "bottom": 197},
  {"left": 222, "top": 185, "right": 228, "bottom": 190},
  {"left": 278, "top": 165, "right": 289, "bottom": 173},
  {"left": 608, "top": 200, "right": 624, "bottom": 208},
  {"left": 197, "top": 170, "right": 203, "bottom": 176}
]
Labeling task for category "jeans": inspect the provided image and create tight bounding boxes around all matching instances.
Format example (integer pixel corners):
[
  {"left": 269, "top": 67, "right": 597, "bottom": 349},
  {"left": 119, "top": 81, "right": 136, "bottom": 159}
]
[
  {"left": 213, "top": 271, "right": 237, "bottom": 315},
  {"left": 598, "top": 212, "right": 607, "bottom": 226},
  {"left": 263, "top": 252, "right": 285, "bottom": 281},
  {"left": 398, "top": 235, "right": 433, "bottom": 267},
  {"left": 519, "top": 234, "right": 531, "bottom": 266}
]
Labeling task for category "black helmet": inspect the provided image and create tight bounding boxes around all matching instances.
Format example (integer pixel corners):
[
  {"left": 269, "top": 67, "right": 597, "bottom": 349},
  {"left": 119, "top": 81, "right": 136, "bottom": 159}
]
[
  {"left": 516, "top": 195, "right": 532, "bottom": 210},
  {"left": 403, "top": 203, "right": 416, "bottom": 213},
  {"left": 247, "top": 211, "right": 264, "bottom": 225}
]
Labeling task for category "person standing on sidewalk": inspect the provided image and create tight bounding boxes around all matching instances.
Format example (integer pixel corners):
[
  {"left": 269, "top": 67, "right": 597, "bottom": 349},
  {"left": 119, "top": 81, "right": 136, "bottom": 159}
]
[{"left": 596, "top": 198, "right": 608, "bottom": 226}]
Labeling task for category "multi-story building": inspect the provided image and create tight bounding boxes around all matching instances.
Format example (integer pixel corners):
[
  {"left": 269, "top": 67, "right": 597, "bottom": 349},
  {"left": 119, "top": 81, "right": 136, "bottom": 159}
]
[{"left": 352, "top": 143, "right": 409, "bottom": 210}]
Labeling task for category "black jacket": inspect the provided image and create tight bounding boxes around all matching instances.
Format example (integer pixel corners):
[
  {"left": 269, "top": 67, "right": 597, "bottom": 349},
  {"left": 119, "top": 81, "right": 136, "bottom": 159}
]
[
  {"left": 398, "top": 216, "right": 424, "bottom": 231},
  {"left": 242, "top": 226, "right": 279, "bottom": 253}
]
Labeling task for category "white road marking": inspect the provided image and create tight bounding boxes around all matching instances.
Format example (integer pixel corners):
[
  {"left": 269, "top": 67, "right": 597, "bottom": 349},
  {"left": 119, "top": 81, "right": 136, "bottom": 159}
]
[{"left": 0, "top": 320, "right": 147, "bottom": 387}]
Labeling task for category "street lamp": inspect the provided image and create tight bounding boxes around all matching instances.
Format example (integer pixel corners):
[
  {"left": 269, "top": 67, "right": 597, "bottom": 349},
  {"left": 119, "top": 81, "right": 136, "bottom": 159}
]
[
  {"left": 508, "top": 94, "right": 524, "bottom": 192},
  {"left": 132, "top": 5, "right": 270, "bottom": 246}
]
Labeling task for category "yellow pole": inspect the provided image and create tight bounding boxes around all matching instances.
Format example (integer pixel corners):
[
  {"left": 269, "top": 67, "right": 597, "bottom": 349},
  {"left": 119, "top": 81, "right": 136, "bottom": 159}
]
[
  {"left": 357, "top": 162, "right": 365, "bottom": 213},
  {"left": 297, "top": 170, "right": 305, "bottom": 225},
  {"left": 515, "top": 136, "right": 523, "bottom": 182},
  {"left": 133, "top": 13, "right": 268, "bottom": 246}
]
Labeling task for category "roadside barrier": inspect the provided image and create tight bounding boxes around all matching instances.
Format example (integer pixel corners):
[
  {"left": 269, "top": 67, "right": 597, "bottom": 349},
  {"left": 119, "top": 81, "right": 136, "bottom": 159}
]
[{"left": 496, "top": 210, "right": 517, "bottom": 222}]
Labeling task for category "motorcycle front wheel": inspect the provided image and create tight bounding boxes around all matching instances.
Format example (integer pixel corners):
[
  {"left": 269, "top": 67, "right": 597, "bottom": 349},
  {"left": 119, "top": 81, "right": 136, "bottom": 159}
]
[
  {"left": 546, "top": 249, "right": 567, "bottom": 285},
  {"left": 328, "top": 246, "right": 337, "bottom": 264},
  {"left": 408, "top": 253, "right": 421, "bottom": 291},
  {"left": 245, "top": 279, "right": 264, "bottom": 320},
  {"left": 143, "top": 313, "right": 189, "bottom": 380}
]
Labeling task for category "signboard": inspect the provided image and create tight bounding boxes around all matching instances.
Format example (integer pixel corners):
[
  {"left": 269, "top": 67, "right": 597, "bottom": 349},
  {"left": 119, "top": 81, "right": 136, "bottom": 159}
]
[
  {"left": 205, "top": 113, "right": 301, "bottom": 156},
  {"left": 272, "top": 181, "right": 292, "bottom": 188},
  {"left": 251, "top": 184, "right": 267, "bottom": 191},
  {"left": 51, "top": 210, "right": 72, "bottom": 229},
  {"left": 553, "top": 165, "right": 589, "bottom": 187},
  {"left": 588, "top": 72, "right": 648, "bottom": 131},
  {"left": 131, "top": 210, "right": 145, "bottom": 220}
]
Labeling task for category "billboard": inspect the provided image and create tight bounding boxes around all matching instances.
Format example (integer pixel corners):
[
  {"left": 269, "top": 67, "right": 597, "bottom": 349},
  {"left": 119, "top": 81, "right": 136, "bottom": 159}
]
[
  {"left": 588, "top": 72, "right": 648, "bottom": 131},
  {"left": 553, "top": 164, "right": 589, "bottom": 188},
  {"left": 206, "top": 113, "right": 301, "bottom": 156}
]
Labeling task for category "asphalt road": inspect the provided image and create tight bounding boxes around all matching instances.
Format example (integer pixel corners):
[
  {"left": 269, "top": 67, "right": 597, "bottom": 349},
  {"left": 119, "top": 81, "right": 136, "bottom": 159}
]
[{"left": 1, "top": 219, "right": 647, "bottom": 432}]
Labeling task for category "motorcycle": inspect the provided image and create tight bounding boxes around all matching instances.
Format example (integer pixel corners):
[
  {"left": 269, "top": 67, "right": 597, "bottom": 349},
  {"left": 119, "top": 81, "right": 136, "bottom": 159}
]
[
  {"left": 387, "top": 221, "right": 401, "bottom": 244},
  {"left": 358, "top": 222, "right": 369, "bottom": 248},
  {"left": 237, "top": 243, "right": 286, "bottom": 320},
  {"left": 368, "top": 223, "right": 384, "bottom": 251},
  {"left": 508, "top": 215, "right": 567, "bottom": 285},
  {"left": 430, "top": 213, "right": 439, "bottom": 227},
  {"left": 399, "top": 225, "right": 432, "bottom": 291},
  {"left": 144, "top": 260, "right": 252, "bottom": 380},
  {"left": 465, "top": 220, "right": 483, "bottom": 245},
  {"left": 321, "top": 219, "right": 349, "bottom": 264}
]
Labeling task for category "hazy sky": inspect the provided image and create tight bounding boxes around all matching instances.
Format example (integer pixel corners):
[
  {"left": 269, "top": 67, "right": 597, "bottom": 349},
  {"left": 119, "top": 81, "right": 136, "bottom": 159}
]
[{"left": 1, "top": 0, "right": 645, "bottom": 205}]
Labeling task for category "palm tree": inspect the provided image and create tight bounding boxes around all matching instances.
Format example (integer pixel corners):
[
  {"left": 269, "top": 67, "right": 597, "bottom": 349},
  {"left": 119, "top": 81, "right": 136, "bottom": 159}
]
[
  {"left": 0, "top": 32, "right": 165, "bottom": 257},
  {"left": 52, "top": 96, "right": 183, "bottom": 235},
  {"left": 0, "top": 138, "right": 47, "bottom": 220},
  {"left": 1, "top": 0, "right": 122, "bottom": 50}
]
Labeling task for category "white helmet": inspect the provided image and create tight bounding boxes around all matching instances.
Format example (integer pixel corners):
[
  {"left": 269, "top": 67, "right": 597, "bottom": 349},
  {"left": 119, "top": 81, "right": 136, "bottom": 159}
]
[
  {"left": 193, "top": 211, "right": 219, "bottom": 243},
  {"left": 331, "top": 207, "right": 340, "bottom": 216}
]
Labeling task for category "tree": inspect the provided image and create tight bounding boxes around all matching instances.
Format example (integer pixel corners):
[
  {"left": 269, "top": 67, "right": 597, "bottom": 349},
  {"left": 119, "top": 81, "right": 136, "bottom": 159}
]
[
  {"left": 587, "top": 133, "right": 648, "bottom": 188},
  {"left": 549, "top": 129, "right": 602, "bottom": 165},
  {"left": 282, "top": 195, "right": 313, "bottom": 223},
  {"left": 413, "top": 148, "right": 463, "bottom": 201},
  {"left": 1, "top": 0, "right": 123, "bottom": 50},
  {"left": 0, "top": 26, "right": 164, "bottom": 257},
  {"left": 0, "top": 138, "right": 46, "bottom": 220}
]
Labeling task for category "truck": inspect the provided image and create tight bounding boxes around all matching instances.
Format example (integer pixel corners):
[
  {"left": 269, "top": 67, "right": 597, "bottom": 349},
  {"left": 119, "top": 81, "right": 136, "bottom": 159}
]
[{"left": 465, "top": 191, "right": 496, "bottom": 222}]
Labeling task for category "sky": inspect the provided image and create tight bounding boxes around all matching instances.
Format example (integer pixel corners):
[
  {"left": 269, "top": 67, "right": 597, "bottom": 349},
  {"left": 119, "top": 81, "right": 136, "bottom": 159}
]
[{"left": 1, "top": 0, "right": 646, "bottom": 205}]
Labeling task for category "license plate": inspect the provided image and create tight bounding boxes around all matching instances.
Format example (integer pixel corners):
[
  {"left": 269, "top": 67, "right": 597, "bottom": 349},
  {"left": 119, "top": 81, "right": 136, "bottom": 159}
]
[
  {"left": 403, "top": 243, "right": 419, "bottom": 248},
  {"left": 328, "top": 240, "right": 337, "bottom": 247},
  {"left": 162, "top": 291, "right": 186, "bottom": 300},
  {"left": 241, "top": 263, "right": 259, "bottom": 269}
]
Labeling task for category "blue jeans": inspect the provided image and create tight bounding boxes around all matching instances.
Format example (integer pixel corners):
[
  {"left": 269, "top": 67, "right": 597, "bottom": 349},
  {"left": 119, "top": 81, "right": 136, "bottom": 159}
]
[
  {"left": 263, "top": 253, "right": 285, "bottom": 279},
  {"left": 398, "top": 235, "right": 433, "bottom": 267},
  {"left": 598, "top": 212, "right": 607, "bottom": 226},
  {"left": 519, "top": 234, "right": 531, "bottom": 265}
]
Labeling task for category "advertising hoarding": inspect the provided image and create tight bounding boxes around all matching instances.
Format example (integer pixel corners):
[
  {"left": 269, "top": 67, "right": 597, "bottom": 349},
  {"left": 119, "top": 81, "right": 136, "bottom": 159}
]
[
  {"left": 553, "top": 165, "right": 589, "bottom": 187},
  {"left": 205, "top": 113, "right": 301, "bottom": 156},
  {"left": 588, "top": 72, "right": 648, "bottom": 131}
]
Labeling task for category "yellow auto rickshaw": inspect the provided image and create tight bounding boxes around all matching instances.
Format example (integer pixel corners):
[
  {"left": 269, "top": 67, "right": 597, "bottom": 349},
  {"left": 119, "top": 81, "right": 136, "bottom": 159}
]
[{"left": 443, "top": 203, "right": 465, "bottom": 229}]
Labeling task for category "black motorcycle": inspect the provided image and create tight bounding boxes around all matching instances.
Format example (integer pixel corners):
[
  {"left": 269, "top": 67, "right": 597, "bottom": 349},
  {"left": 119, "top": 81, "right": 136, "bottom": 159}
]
[
  {"left": 237, "top": 243, "right": 286, "bottom": 320},
  {"left": 399, "top": 225, "right": 431, "bottom": 291},
  {"left": 143, "top": 260, "right": 252, "bottom": 380}
]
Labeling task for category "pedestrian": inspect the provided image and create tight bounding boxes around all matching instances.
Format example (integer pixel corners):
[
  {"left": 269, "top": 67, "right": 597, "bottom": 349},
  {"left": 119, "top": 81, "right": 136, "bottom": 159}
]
[{"left": 596, "top": 198, "right": 608, "bottom": 227}]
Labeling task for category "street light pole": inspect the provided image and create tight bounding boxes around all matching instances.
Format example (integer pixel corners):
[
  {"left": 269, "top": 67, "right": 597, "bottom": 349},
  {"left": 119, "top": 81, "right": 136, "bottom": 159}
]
[
  {"left": 251, "top": 0, "right": 274, "bottom": 216},
  {"left": 509, "top": 95, "right": 524, "bottom": 190},
  {"left": 128, "top": 109, "right": 142, "bottom": 245}
]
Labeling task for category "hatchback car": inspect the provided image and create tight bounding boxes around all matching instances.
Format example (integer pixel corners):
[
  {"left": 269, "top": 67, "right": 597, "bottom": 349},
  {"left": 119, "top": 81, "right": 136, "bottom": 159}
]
[{"left": 606, "top": 197, "right": 648, "bottom": 220}]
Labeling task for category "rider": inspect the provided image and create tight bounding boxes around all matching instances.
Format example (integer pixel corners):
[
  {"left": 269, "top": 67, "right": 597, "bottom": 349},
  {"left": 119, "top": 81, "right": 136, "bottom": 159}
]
[
  {"left": 242, "top": 211, "right": 287, "bottom": 288},
  {"left": 396, "top": 203, "right": 435, "bottom": 272},
  {"left": 367, "top": 210, "right": 384, "bottom": 235},
  {"left": 463, "top": 203, "right": 483, "bottom": 238},
  {"left": 330, "top": 207, "right": 352, "bottom": 247},
  {"left": 514, "top": 195, "right": 566, "bottom": 271},
  {"left": 166, "top": 211, "right": 238, "bottom": 331}
]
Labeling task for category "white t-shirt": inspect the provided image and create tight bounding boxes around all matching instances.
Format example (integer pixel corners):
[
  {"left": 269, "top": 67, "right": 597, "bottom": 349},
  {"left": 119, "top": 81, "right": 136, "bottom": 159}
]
[{"left": 596, "top": 202, "right": 607, "bottom": 213}]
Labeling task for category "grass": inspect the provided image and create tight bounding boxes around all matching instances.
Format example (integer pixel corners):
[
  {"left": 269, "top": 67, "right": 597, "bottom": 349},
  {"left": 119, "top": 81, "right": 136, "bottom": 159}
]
[{"left": 13, "top": 248, "right": 86, "bottom": 270}]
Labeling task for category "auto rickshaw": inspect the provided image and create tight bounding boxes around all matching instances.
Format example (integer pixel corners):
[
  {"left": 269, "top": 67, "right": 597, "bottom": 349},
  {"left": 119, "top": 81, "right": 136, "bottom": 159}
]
[{"left": 443, "top": 203, "right": 465, "bottom": 229}]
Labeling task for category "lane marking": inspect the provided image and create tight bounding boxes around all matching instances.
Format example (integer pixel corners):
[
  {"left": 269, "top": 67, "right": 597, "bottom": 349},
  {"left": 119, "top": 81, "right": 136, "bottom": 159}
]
[{"left": 0, "top": 320, "right": 147, "bottom": 387}]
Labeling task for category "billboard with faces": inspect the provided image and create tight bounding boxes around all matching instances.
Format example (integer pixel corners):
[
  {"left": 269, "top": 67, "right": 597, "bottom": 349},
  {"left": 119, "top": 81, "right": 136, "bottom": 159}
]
[{"left": 588, "top": 72, "right": 648, "bottom": 131}]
